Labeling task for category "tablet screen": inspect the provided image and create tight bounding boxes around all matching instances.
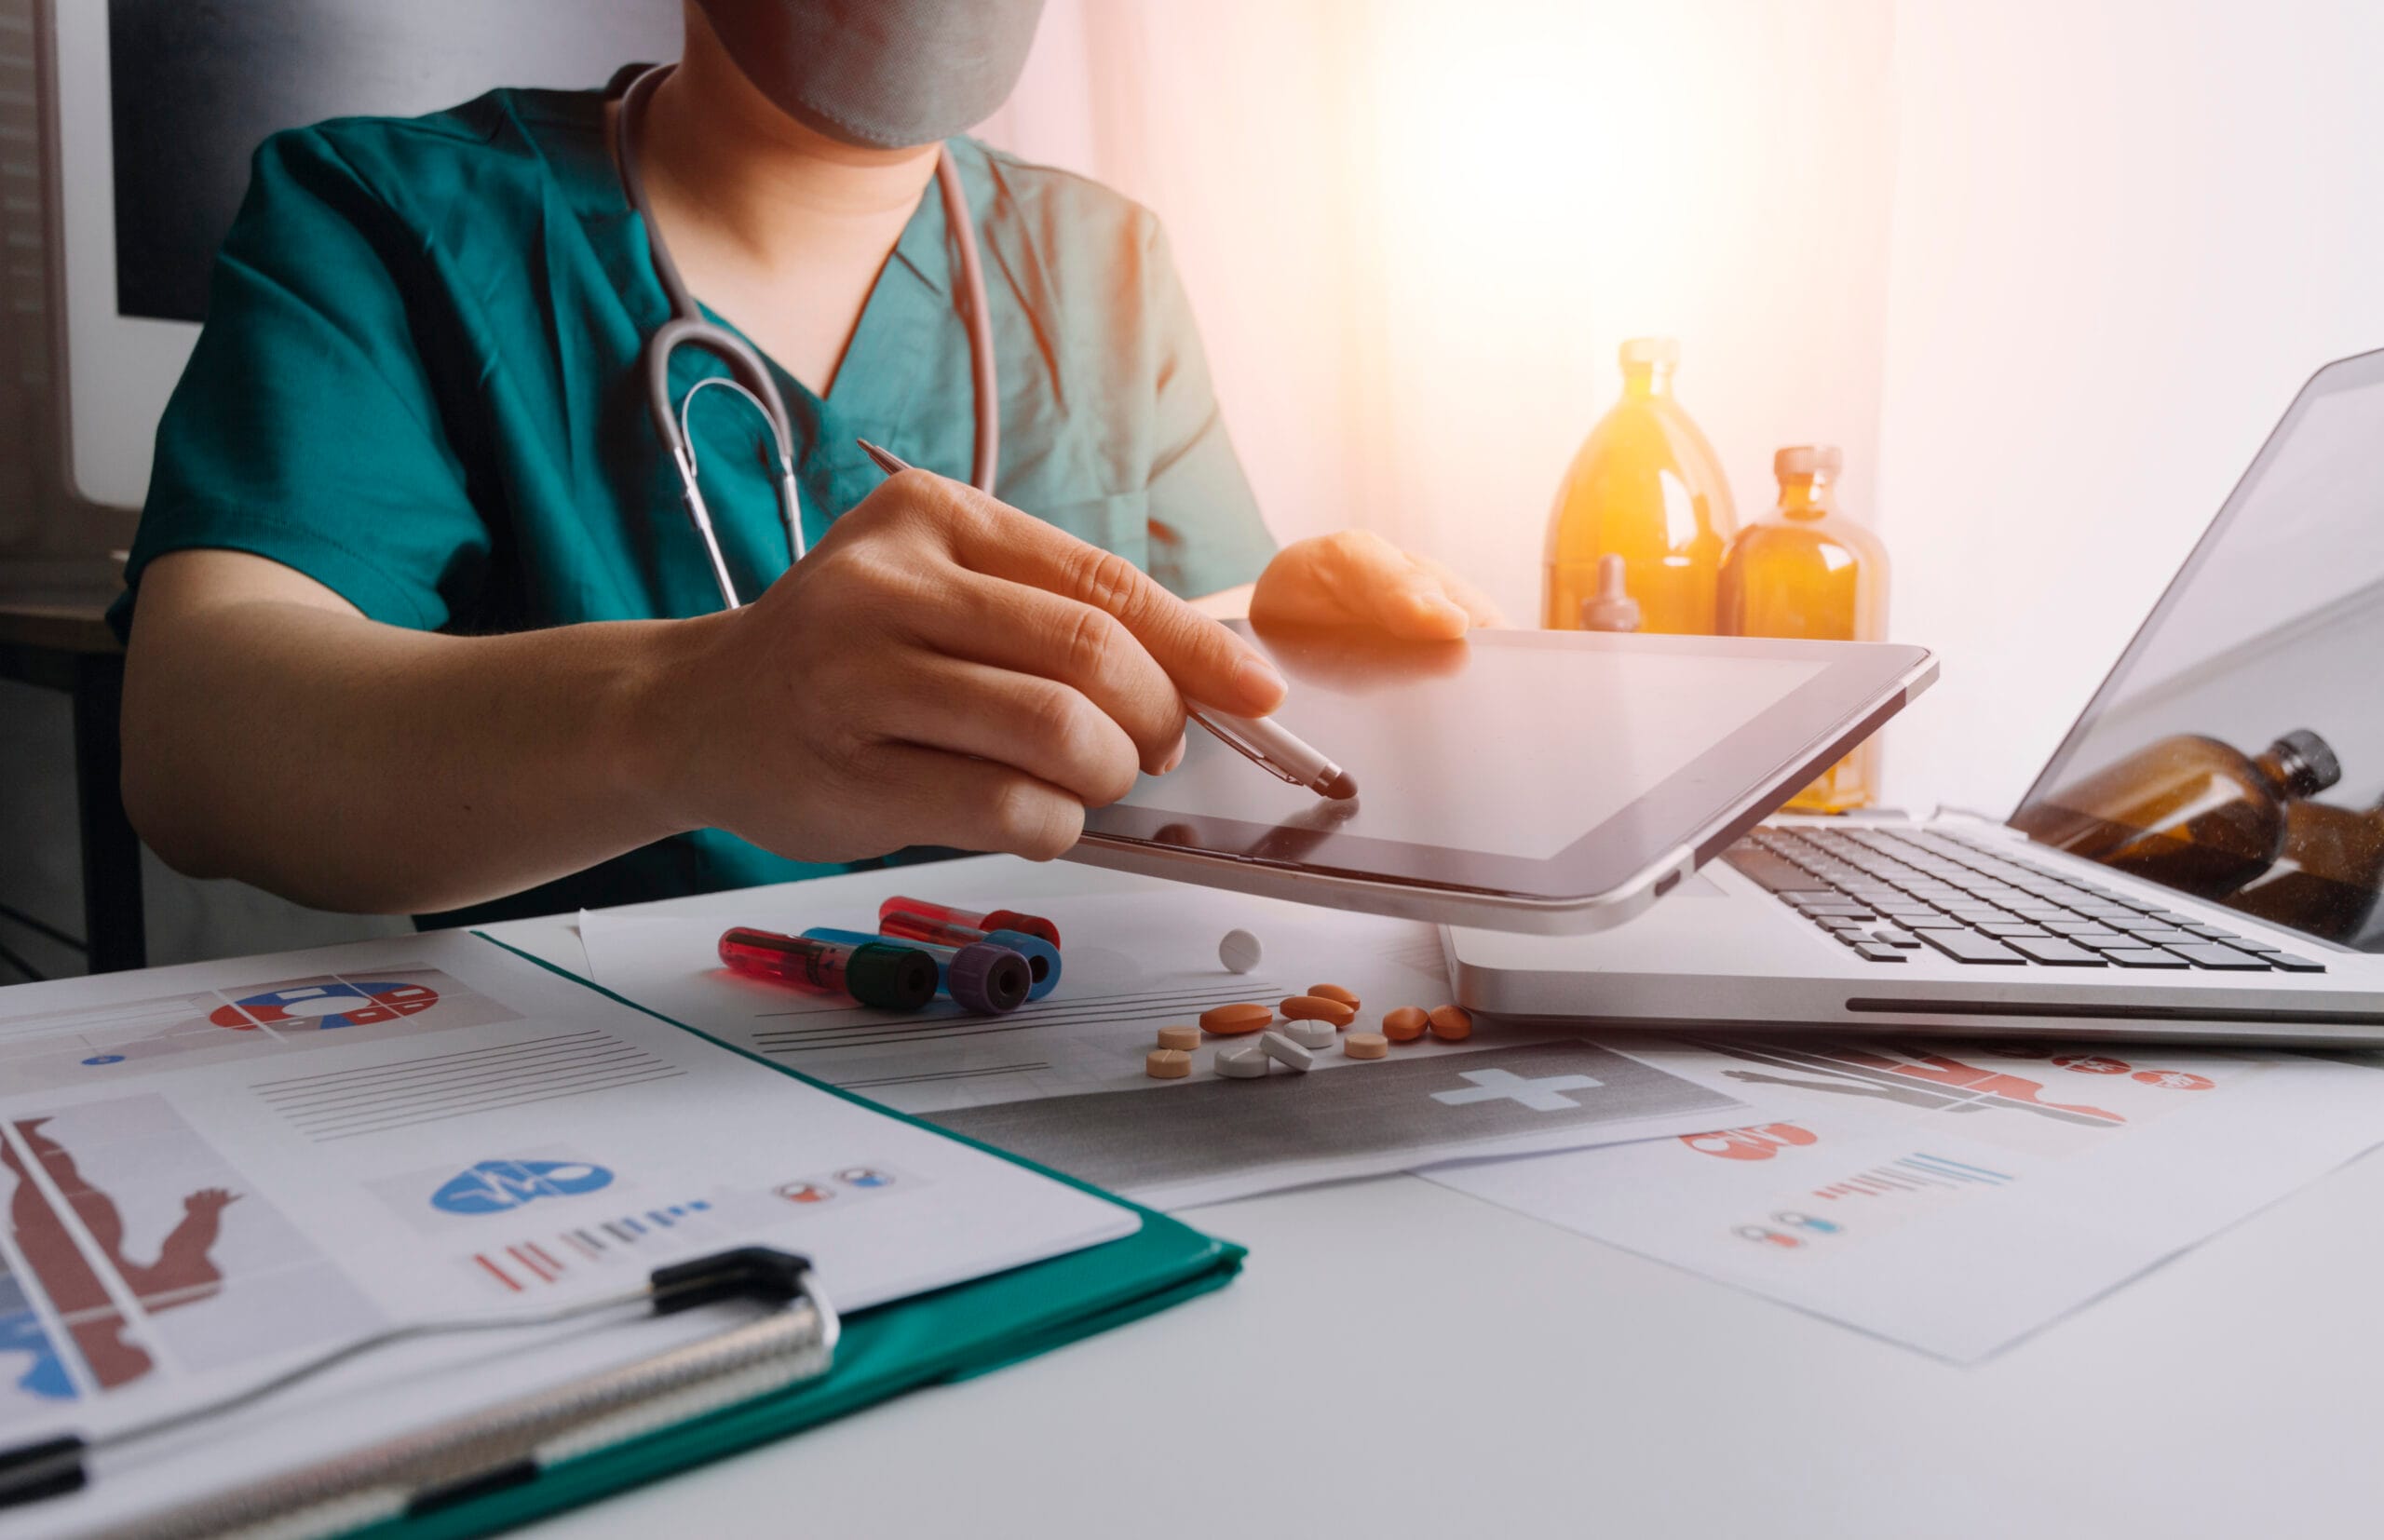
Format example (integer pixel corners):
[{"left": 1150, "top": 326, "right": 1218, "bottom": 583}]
[{"left": 1082, "top": 626, "right": 1931, "bottom": 902}]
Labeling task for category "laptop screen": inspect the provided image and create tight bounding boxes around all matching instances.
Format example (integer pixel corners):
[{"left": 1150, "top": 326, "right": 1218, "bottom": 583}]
[{"left": 2010, "top": 350, "right": 2384, "bottom": 952}]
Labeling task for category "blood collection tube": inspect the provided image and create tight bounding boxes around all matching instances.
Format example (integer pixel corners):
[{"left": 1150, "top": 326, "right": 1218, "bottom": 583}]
[
  {"left": 880, "top": 896, "right": 1061, "bottom": 951},
  {"left": 872, "top": 917, "right": 1061, "bottom": 1001},
  {"left": 803, "top": 926, "right": 1031, "bottom": 1016},
  {"left": 717, "top": 927, "right": 937, "bottom": 1013}
]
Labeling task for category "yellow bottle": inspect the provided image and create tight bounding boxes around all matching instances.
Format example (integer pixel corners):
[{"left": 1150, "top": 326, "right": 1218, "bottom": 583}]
[
  {"left": 1544, "top": 337, "right": 1737, "bottom": 634},
  {"left": 1718, "top": 445, "right": 1890, "bottom": 812}
]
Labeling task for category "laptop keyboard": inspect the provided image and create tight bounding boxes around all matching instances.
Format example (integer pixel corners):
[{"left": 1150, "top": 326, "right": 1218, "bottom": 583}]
[{"left": 1723, "top": 825, "right": 2326, "bottom": 972}]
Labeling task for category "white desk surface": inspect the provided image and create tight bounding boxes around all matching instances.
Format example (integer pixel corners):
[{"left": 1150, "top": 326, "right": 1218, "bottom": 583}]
[{"left": 474, "top": 857, "right": 2384, "bottom": 1539}]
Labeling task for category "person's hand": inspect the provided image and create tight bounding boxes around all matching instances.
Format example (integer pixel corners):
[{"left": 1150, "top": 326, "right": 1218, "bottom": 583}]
[
  {"left": 1248, "top": 530, "right": 1505, "bottom": 640},
  {"left": 640, "top": 471, "right": 1287, "bottom": 864}
]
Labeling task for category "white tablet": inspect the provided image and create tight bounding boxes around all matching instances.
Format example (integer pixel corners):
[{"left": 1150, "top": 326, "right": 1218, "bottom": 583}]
[{"left": 1068, "top": 625, "right": 1937, "bottom": 933}]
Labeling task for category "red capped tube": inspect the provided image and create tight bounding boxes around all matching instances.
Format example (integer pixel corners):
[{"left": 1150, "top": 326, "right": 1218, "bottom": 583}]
[
  {"left": 880, "top": 896, "right": 1061, "bottom": 950},
  {"left": 717, "top": 927, "right": 938, "bottom": 1013}
]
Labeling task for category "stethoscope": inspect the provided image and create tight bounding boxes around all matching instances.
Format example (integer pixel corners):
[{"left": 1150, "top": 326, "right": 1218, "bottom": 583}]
[{"left": 612, "top": 63, "right": 1002, "bottom": 610}]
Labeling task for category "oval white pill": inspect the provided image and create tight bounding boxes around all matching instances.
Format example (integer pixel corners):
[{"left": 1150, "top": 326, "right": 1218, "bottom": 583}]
[{"left": 1218, "top": 928, "right": 1264, "bottom": 974}]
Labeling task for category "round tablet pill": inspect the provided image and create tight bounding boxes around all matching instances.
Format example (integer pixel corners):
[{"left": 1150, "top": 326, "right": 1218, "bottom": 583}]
[
  {"left": 1145, "top": 1048, "right": 1192, "bottom": 1079},
  {"left": 1280, "top": 995, "right": 1357, "bottom": 1026},
  {"left": 1214, "top": 1046, "right": 1270, "bottom": 1078},
  {"left": 1345, "top": 1032, "right": 1388, "bottom": 1060},
  {"left": 1307, "top": 984, "right": 1361, "bottom": 1008},
  {"left": 1218, "top": 929, "right": 1264, "bottom": 974},
  {"left": 1381, "top": 1006, "right": 1429, "bottom": 1042},
  {"left": 1200, "top": 1002, "right": 1274, "bottom": 1036},
  {"left": 1285, "top": 1020, "right": 1337, "bottom": 1050},
  {"left": 1156, "top": 1024, "right": 1202, "bottom": 1052},
  {"left": 1427, "top": 1005, "right": 1474, "bottom": 1042}
]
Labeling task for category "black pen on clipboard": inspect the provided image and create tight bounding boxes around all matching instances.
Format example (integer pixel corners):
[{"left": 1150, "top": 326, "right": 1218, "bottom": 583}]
[{"left": 855, "top": 439, "right": 1359, "bottom": 801}]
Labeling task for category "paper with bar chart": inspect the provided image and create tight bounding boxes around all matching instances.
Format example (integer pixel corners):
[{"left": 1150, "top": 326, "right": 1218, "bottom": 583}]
[
  {"left": 1423, "top": 1039, "right": 2384, "bottom": 1361},
  {"left": 0, "top": 930, "right": 1134, "bottom": 1534}
]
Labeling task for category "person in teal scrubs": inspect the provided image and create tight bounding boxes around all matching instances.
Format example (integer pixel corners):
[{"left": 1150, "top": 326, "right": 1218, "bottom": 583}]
[{"left": 114, "top": 0, "right": 1497, "bottom": 925}]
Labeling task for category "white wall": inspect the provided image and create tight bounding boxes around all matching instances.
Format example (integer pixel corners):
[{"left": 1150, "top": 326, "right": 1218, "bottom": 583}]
[{"left": 1876, "top": 0, "right": 2384, "bottom": 817}]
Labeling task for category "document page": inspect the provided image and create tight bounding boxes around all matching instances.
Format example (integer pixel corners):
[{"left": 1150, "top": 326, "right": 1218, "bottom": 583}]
[
  {"left": 0, "top": 930, "right": 1134, "bottom": 1533},
  {"left": 1424, "top": 1038, "right": 2384, "bottom": 1361},
  {"left": 578, "top": 887, "right": 1762, "bottom": 1209}
]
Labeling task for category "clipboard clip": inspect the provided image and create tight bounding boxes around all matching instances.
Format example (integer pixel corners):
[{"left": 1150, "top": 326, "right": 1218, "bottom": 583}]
[{"left": 0, "top": 1246, "right": 840, "bottom": 1529}]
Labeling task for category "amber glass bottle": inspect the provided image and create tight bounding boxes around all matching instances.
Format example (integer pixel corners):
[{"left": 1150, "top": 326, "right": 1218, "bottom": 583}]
[
  {"left": 1544, "top": 338, "right": 1736, "bottom": 635},
  {"left": 2222, "top": 794, "right": 2384, "bottom": 942},
  {"left": 1716, "top": 445, "right": 1890, "bottom": 811},
  {"left": 2009, "top": 729, "right": 2342, "bottom": 898}
]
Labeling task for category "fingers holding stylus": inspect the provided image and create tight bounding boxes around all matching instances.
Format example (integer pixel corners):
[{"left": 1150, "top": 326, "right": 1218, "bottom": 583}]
[
  {"left": 917, "top": 478, "right": 1288, "bottom": 718},
  {"left": 879, "top": 655, "right": 1145, "bottom": 807},
  {"left": 903, "top": 573, "right": 1189, "bottom": 776}
]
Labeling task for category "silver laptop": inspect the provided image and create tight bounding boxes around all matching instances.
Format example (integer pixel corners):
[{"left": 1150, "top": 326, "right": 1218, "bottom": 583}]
[{"left": 1448, "top": 348, "right": 2384, "bottom": 1045}]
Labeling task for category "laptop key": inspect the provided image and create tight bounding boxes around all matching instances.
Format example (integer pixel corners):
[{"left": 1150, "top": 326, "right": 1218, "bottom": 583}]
[
  {"left": 1871, "top": 928, "right": 1924, "bottom": 949},
  {"left": 2101, "top": 947, "right": 2193, "bottom": 968},
  {"left": 2067, "top": 931, "right": 2139, "bottom": 950},
  {"left": 2114, "top": 925, "right": 2199, "bottom": 944},
  {"left": 1853, "top": 942, "right": 1910, "bottom": 963},
  {"left": 1979, "top": 920, "right": 2051, "bottom": 936},
  {"left": 1726, "top": 849, "right": 1825, "bottom": 891},
  {"left": 2006, "top": 938, "right": 2107, "bottom": 966},
  {"left": 2164, "top": 943, "right": 2271, "bottom": 971},
  {"left": 2257, "top": 952, "right": 2327, "bottom": 973},
  {"left": 1914, "top": 929, "right": 2027, "bottom": 965}
]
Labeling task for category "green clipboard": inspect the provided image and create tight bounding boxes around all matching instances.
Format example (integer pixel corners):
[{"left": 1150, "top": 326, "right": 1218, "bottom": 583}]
[{"left": 322, "top": 935, "right": 1241, "bottom": 1540}]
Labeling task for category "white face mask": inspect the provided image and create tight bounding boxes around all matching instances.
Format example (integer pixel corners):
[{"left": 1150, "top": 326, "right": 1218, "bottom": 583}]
[{"left": 697, "top": 0, "right": 1048, "bottom": 149}]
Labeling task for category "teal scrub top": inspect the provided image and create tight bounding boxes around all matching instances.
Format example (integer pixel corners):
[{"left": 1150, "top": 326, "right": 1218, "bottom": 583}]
[{"left": 115, "top": 85, "right": 1277, "bottom": 927}]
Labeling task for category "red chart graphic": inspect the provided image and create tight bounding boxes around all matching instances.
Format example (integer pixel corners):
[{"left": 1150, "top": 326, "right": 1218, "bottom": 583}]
[{"left": 210, "top": 982, "right": 440, "bottom": 1032}]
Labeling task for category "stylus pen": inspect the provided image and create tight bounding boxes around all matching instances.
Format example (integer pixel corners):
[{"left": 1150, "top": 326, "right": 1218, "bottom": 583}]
[{"left": 856, "top": 439, "right": 1358, "bottom": 801}]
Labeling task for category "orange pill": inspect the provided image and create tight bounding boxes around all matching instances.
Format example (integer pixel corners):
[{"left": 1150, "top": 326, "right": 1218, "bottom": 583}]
[
  {"left": 1145, "top": 1048, "right": 1192, "bottom": 1079},
  {"left": 1382, "top": 1006, "right": 1429, "bottom": 1042},
  {"left": 1427, "top": 1005, "right": 1474, "bottom": 1042},
  {"left": 1345, "top": 1032, "right": 1388, "bottom": 1060},
  {"left": 1280, "top": 995, "right": 1358, "bottom": 1026},
  {"left": 1200, "top": 1002, "right": 1274, "bottom": 1036},
  {"left": 1157, "top": 1025, "right": 1202, "bottom": 1051},
  {"left": 1307, "top": 984, "right": 1361, "bottom": 1008}
]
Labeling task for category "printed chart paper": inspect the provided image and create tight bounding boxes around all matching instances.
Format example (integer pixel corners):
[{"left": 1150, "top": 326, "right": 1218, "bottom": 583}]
[
  {"left": 577, "top": 891, "right": 1759, "bottom": 1209},
  {"left": 1423, "top": 1038, "right": 2384, "bottom": 1362},
  {"left": 0, "top": 931, "right": 1134, "bottom": 1533}
]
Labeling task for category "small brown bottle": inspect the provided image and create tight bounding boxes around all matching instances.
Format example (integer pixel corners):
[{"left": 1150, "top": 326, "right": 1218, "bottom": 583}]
[
  {"left": 2222, "top": 794, "right": 2384, "bottom": 942},
  {"left": 1717, "top": 445, "right": 1890, "bottom": 811},
  {"left": 2010, "top": 729, "right": 2342, "bottom": 898}
]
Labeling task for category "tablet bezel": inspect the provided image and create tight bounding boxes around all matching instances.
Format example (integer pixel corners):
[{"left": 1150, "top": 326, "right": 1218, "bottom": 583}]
[{"left": 1073, "top": 627, "right": 1936, "bottom": 925}]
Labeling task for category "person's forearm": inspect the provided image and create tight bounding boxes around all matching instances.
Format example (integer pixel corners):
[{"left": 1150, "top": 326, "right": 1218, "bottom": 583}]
[{"left": 123, "top": 597, "right": 704, "bottom": 914}]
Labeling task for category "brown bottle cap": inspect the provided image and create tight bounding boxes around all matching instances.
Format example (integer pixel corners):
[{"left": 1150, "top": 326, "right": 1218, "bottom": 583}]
[
  {"left": 1775, "top": 445, "right": 1844, "bottom": 480},
  {"left": 2270, "top": 730, "right": 2342, "bottom": 797},
  {"left": 1619, "top": 337, "right": 1680, "bottom": 369}
]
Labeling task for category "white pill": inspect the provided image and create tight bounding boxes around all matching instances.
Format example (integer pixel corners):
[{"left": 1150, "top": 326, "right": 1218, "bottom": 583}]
[
  {"left": 1258, "top": 1030, "right": 1315, "bottom": 1073},
  {"left": 1218, "top": 928, "right": 1264, "bottom": 974},
  {"left": 1214, "top": 1045, "right": 1270, "bottom": 1078},
  {"left": 1284, "top": 1019, "right": 1336, "bottom": 1050}
]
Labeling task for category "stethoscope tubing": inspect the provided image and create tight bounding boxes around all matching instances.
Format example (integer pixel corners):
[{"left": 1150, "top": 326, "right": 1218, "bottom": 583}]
[{"left": 613, "top": 62, "right": 998, "bottom": 610}]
